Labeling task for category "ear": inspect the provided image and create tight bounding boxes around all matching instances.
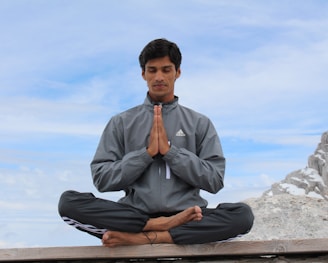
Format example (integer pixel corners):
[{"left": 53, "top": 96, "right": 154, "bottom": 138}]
[
  {"left": 175, "top": 68, "right": 181, "bottom": 80},
  {"left": 142, "top": 70, "right": 146, "bottom": 80}
]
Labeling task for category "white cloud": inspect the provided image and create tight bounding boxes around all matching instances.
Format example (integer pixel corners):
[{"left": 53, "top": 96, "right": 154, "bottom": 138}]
[{"left": 258, "top": 174, "right": 276, "bottom": 187}]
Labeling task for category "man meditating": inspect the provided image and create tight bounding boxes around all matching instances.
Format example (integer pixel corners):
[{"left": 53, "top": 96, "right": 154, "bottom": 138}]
[{"left": 58, "top": 38, "right": 254, "bottom": 247}]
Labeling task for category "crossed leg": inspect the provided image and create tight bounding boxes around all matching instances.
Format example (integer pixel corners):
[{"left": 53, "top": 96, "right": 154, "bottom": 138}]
[{"left": 102, "top": 205, "right": 202, "bottom": 247}]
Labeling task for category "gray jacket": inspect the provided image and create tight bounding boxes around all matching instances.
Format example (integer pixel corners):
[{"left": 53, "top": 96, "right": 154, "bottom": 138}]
[{"left": 91, "top": 94, "right": 225, "bottom": 214}]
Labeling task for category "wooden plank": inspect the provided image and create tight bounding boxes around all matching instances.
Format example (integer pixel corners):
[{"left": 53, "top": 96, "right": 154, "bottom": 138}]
[{"left": 0, "top": 238, "right": 328, "bottom": 262}]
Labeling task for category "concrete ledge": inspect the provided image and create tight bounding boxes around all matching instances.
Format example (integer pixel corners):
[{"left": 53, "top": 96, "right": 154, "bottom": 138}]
[{"left": 1, "top": 238, "right": 328, "bottom": 262}]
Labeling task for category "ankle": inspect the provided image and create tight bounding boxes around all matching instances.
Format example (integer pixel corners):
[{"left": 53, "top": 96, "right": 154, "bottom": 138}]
[{"left": 143, "top": 231, "right": 158, "bottom": 245}]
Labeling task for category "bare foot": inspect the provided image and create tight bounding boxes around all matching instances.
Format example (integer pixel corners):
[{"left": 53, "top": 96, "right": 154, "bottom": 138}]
[
  {"left": 102, "top": 206, "right": 201, "bottom": 247},
  {"left": 102, "top": 231, "right": 147, "bottom": 247},
  {"left": 102, "top": 231, "right": 172, "bottom": 247},
  {"left": 143, "top": 206, "right": 202, "bottom": 231}
]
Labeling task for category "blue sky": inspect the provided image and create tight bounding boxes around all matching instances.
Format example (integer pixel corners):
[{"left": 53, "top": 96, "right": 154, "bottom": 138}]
[{"left": 1, "top": 0, "right": 327, "bottom": 248}]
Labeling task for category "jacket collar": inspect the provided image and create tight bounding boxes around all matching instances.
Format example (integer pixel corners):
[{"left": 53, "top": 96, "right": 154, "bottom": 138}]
[{"left": 144, "top": 93, "right": 179, "bottom": 109}]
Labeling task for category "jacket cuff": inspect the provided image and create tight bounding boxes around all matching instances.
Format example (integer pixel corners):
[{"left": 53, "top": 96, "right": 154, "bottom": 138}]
[
  {"left": 163, "top": 145, "right": 179, "bottom": 162},
  {"left": 142, "top": 147, "right": 155, "bottom": 164}
]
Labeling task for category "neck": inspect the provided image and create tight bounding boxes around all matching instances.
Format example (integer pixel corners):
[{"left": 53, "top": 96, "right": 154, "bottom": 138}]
[{"left": 148, "top": 93, "right": 176, "bottom": 105}]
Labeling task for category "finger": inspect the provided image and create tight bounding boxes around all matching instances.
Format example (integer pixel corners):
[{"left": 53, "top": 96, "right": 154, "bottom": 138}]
[
  {"left": 147, "top": 107, "right": 159, "bottom": 156},
  {"left": 156, "top": 108, "right": 170, "bottom": 155},
  {"left": 154, "top": 105, "right": 160, "bottom": 116}
]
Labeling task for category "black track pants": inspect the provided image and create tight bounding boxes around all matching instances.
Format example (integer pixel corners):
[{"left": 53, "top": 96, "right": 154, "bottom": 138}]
[{"left": 58, "top": 190, "right": 254, "bottom": 244}]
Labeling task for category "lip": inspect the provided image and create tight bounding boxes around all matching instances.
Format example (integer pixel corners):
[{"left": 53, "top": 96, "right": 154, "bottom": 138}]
[{"left": 153, "top": 83, "right": 166, "bottom": 88}]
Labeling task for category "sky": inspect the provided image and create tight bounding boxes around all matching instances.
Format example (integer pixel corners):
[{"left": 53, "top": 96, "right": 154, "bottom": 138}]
[{"left": 0, "top": 0, "right": 327, "bottom": 248}]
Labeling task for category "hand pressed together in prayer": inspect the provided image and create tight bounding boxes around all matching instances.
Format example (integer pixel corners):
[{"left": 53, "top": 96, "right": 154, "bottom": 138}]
[{"left": 147, "top": 105, "right": 170, "bottom": 157}]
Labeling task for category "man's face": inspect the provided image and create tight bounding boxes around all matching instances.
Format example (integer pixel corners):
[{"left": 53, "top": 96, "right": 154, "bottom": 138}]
[{"left": 142, "top": 56, "right": 181, "bottom": 103}]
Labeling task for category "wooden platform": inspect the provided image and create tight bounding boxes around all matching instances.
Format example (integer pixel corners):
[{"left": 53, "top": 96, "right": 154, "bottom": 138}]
[{"left": 1, "top": 238, "right": 328, "bottom": 262}]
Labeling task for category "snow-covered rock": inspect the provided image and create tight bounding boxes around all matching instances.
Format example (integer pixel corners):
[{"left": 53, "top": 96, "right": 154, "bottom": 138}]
[
  {"left": 238, "top": 131, "right": 328, "bottom": 241},
  {"left": 263, "top": 131, "right": 328, "bottom": 200},
  {"left": 308, "top": 131, "right": 328, "bottom": 186},
  {"left": 263, "top": 167, "right": 328, "bottom": 200}
]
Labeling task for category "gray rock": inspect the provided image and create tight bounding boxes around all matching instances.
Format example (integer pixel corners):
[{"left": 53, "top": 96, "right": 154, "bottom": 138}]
[
  {"left": 239, "top": 194, "right": 328, "bottom": 241},
  {"left": 263, "top": 131, "right": 328, "bottom": 200},
  {"left": 238, "top": 131, "right": 328, "bottom": 241}
]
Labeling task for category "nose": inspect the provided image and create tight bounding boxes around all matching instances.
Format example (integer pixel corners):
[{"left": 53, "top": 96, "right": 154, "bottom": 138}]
[{"left": 155, "top": 71, "right": 164, "bottom": 81}]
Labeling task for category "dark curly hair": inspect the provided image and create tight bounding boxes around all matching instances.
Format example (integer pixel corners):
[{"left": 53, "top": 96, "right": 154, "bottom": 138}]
[{"left": 139, "top": 38, "right": 182, "bottom": 71}]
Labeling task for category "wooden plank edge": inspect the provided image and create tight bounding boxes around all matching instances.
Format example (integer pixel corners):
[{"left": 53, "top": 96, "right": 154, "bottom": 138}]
[{"left": 1, "top": 238, "right": 328, "bottom": 262}]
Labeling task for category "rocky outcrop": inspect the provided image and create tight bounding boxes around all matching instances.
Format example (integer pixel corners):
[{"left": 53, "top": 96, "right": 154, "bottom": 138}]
[
  {"left": 308, "top": 131, "right": 328, "bottom": 186},
  {"left": 238, "top": 131, "right": 328, "bottom": 241},
  {"left": 263, "top": 131, "right": 328, "bottom": 200}
]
